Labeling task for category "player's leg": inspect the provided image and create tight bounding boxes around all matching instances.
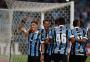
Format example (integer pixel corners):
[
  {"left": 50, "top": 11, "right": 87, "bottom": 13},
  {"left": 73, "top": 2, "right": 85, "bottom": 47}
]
[
  {"left": 57, "top": 54, "right": 61, "bottom": 62},
  {"left": 44, "top": 53, "right": 51, "bottom": 62},
  {"left": 48, "top": 55, "right": 52, "bottom": 62},
  {"left": 69, "top": 55, "right": 76, "bottom": 62},
  {"left": 51, "top": 53, "right": 55, "bottom": 62},
  {"left": 28, "top": 55, "right": 34, "bottom": 62},
  {"left": 84, "top": 56, "right": 87, "bottom": 62},
  {"left": 44, "top": 54, "right": 51, "bottom": 62},
  {"left": 61, "top": 54, "right": 68, "bottom": 62},
  {"left": 44, "top": 53, "right": 48, "bottom": 62},
  {"left": 34, "top": 56, "right": 40, "bottom": 62},
  {"left": 77, "top": 55, "right": 87, "bottom": 62},
  {"left": 53, "top": 54, "right": 60, "bottom": 62},
  {"left": 27, "top": 55, "right": 30, "bottom": 62}
]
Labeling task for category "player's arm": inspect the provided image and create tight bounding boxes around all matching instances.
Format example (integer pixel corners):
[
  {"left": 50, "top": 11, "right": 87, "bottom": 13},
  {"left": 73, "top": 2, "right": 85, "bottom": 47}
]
[
  {"left": 45, "top": 34, "right": 52, "bottom": 44},
  {"left": 79, "top": 28, "right": 88, "bottom": 43},
  {"left": 70, "top": 36, "right": 75, "bottom": 44},
  {"left": 41, "top": 42, "right": 45, "bottom": 57},
  {"left": 67, "top": 29, "right": 75, "bottom": 44},
  {"left": 40, "top": 30, "right": 45, "bottom": 62},
  {"left": 40, "top": 43, "right": 44, "bottom": 62},
  {"left": 41, "top": 38, "right": 45, "bottom": 55},
  {"left": 18, "top": 16, "right": 29, "bottom": 37},
  {"left": 82, "top": 28, "right": 88, "bottom": 42}
]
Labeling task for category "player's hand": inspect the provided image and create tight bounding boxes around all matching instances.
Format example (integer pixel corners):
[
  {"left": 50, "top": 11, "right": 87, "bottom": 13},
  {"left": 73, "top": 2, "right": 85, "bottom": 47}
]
[
  {"left": 79, "top": 38, "right": 87, "bottom": 43},
  {"left": 82, "top": 38, "right": 87, "bottom": 42},
  {"left": 45, "top": 38, "right": 51, "bottom": 44},
  {"left": 23, "top": 16, "right": 29, "bottom": 20},
  {"left": 22, "top": 16, "right": 29, "bottom": 22},
  {"left": 20, "top": 16, "right": 29, "bottom": 25},
  {"left": 70, "top": 37, "right": 75, "bottom": 44},
  {"left": 29, "top": 27, "right": 34, "bottom": 33},
  {"left": 40, "top": 54, "right": 44, "bottom": 62}
]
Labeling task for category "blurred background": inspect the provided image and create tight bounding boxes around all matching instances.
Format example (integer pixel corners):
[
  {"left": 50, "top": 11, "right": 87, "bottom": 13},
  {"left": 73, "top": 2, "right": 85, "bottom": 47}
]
[{"left": 0, "top": 0, "right": 90, "bottom": 62}]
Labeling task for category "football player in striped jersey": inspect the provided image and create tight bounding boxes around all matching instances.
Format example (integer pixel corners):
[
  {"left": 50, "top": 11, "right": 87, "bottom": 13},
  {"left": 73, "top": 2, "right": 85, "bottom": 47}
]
[
  {"left": 69, "top": 19, "right": 88, "bottom": 62},
  {"left": 19, "top": 16, "right": 42, "bottom": 62},
  {"left": 40, "top": 19, "right": 54, "bottom": 62},
  {"left": 53, "top": 17, "right": 71, "bottom": 62}
]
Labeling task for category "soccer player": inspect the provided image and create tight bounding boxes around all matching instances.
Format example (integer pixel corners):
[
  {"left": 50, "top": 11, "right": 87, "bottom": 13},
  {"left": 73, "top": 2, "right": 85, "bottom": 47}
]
[
  {"left": 40, "top": 19, "right": 54, "bottom": 62},
  {"left": 53, "top": 17, "right": 71, "bottom": 62},
  {"left": 80, "top": 20, "right": 88, "bottom": 62},
  {"left": 69, "top": 19, "right": 88, "bottom": 62},
  {"left": 19, "top": 16, "right": 42, "bottom": 62}
]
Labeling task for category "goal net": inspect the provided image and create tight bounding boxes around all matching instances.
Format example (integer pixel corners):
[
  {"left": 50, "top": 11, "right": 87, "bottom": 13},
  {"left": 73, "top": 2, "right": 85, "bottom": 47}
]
[{"left": 0, "top": 1, "right": 74, "bottom": 62}]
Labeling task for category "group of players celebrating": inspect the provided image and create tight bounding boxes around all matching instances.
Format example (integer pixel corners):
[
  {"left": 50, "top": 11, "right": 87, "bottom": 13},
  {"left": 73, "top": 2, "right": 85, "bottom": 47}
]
[{"left": 19, "top": 16, "right": 88, "bottom": 62}]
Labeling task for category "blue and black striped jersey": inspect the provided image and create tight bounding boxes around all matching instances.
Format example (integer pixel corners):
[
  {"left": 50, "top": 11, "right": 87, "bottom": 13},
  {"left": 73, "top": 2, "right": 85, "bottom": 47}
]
[
  {"left": 53, "top": 25, "right": 71, "bottom": 55},
  {"left": 82, "top": 27, "right": 88, "bottom": 39},
  {"left": 40, "top": 28, "right": 54, "bottom": 55},
  {"left": 27, "top": 30, "right": 41, "bottom": 56},
  {"left": 70, "top": 27, "right": 88, "bottom": 55}
]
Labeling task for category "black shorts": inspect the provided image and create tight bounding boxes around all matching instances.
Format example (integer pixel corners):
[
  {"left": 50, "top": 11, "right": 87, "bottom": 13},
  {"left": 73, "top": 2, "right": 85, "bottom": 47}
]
[
  {"left": 69, "top": 55, "right": 87, "bottom": 62},
  {"left": 44, "top": 53, "right": 52, "bottom": 62},
  {"left": 51, "top": 53, "right": 55, "bottom": 61},
  {"left": 28, "top": 55, "right": 40, "bottom": 62},
  {"left": 76, "top": 55, "right": 87, "bottom": 62},
  {"left": 52, "top": 54, "right": 68, "bottom": 62},
  {"left": 69, "top": 55, "right": 76, "bottom": 62}
]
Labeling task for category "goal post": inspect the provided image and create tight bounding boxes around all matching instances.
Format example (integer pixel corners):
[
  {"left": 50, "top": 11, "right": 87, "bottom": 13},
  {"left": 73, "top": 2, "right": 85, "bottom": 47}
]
[
  {"left": 0, "top": 9, "right": 12, "bottom": 62},
  {"left": 70, "top": 1, "right": 74, "bottom": 29}
]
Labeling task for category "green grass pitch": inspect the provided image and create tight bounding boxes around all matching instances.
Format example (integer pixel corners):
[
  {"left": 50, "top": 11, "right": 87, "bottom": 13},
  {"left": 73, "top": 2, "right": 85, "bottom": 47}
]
[{"left": 10, "top": 55, "right": 90, "bottom": 62}]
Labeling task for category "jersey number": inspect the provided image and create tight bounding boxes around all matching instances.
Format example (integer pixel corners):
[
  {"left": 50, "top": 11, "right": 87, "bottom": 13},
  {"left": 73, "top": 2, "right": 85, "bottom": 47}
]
[{"left": 56, "top": 33, "right": 66, "bottom": 43}]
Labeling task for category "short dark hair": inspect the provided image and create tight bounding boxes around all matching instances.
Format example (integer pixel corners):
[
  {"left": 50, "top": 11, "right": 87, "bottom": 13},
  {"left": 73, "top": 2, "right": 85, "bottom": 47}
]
[
  {"left": 80, "top": 20, "right": 84, "bottom": 28},
  {"left": 73, "top": 19, "right": 79, "bottom": 27},
  {"left": 55, "top": 17, "right": 65, "bottom": 25},
  {"left": 31, "top": 20, "right": 38, "bottom": 25},
  {"left": 43, "top": 19, "right": 51, "bottom": 24}
]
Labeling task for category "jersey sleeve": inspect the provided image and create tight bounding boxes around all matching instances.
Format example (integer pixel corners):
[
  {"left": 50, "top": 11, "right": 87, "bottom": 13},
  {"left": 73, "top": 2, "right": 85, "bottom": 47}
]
[
  {"left": 67, "top": 29, "right": 74, "bottom": 40},
  {"left": 83, "top": 28, "right": 88, "bottom": 40}
]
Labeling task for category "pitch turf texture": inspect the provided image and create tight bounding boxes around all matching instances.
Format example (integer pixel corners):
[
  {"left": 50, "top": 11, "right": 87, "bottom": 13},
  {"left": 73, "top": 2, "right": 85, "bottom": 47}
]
[
  {"left": 10, "top": 55, "right": 90, "bottom": 62},
  {"left": 0, "top": 55, "right": 90, "bottom": 62}
]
